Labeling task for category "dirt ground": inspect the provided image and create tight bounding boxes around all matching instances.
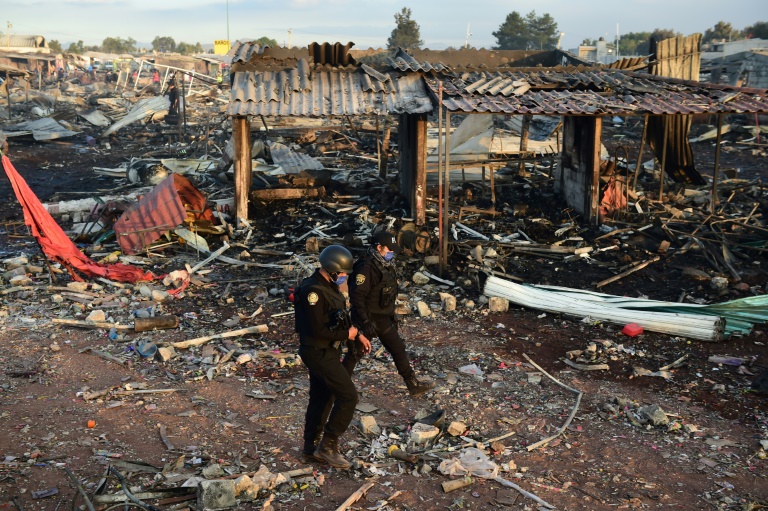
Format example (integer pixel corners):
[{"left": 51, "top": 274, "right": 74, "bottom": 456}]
[{"left": 0, "top": 117, "right": 767, "bottom": 511}]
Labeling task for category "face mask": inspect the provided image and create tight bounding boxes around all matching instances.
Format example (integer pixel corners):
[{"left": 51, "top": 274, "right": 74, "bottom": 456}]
[
  {"left": 384, "top": 251, "right": 395, "bottom": 262},
  {"left": 333, "top": 275, "right": 347, "bottom": 285}
]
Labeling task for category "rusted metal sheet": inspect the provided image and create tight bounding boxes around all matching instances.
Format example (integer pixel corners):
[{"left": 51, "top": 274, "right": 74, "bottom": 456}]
[
  {"left": 425, "top": 69, "right": 768, "bottom": 116},
  {"left": 114, "top": 175, "right": 213, "bottom": 255}
]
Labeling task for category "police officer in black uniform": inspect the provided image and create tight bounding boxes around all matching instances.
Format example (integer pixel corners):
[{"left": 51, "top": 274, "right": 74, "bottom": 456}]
[
  {"left": 295, "top": 245, "right": 371, "bottom": 469},
  {"left": 348, "top": 231, "right": 435, "bottom": 397}
]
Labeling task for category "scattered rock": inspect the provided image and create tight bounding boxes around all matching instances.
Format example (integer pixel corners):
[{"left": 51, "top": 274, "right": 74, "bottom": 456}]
[
  {"left": 417, "top": 301, "right": 432, "bottom": 317},
  {"left": 360, "top": 415, "right": 380, "bottom": 435},
  {"left": 447, "top": 421, "right": 466, "bottom": 436},
  {"left": 86, "top": 310, "right": 106, "bottom": 322}
]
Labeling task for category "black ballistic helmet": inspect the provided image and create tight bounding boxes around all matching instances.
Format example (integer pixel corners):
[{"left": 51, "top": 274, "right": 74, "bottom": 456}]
[{"left": 318, "top": 245, "right": 353, "bottom": 274}]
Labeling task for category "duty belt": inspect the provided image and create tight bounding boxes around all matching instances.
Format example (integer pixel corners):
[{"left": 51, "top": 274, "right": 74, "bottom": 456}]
[{"left": 301, "top": 338, "right": 342, "bottom": 350}]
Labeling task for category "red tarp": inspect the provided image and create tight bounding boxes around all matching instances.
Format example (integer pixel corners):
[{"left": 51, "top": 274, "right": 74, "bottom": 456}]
[
  {"left": 113, "top": 174, "right": 214, "bottom": 255},
  {"left": 2, "top": 154, "right": 157, "bottom": 283}
]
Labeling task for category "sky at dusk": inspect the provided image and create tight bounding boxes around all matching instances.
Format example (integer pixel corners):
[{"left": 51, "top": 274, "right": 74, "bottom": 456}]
[{"left": 4, "top": 0, "right": 765, "bottom": 53}]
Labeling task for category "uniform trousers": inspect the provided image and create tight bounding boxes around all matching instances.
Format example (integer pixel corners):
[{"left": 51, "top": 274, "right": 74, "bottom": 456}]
[{"left": 299, "top": 345, "right": 358, "bottom": 444}]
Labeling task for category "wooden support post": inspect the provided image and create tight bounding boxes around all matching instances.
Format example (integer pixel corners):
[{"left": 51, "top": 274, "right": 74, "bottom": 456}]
[
  {"left": 632, "top": 115, "right": 648, "bottom": 193},
  {"left": 438, "top": 87, "right": 444, "bottom": 277},
  {"left": 380, "top": 119, "right": 391, "bottom": 178},
  {"left": 441, "top": 112, "right": 451, "bottom": 277},
  {"left": 414, "top": 114, "right": 427, "bottom": 226},
  {"left": 711, "top": 113, "right": 724, "bottom": 215},
  {"left": 658, "top": 115, "right": 669, "bottom": 201},
  {"left": 233, "top": 115, "right": 252, "bottom": 225},
  {"left": 519, "top": 115, "right": 531, "bottom": 173},
  {"left": 588, "top": 116, "right": 602, "bottom": 225}
]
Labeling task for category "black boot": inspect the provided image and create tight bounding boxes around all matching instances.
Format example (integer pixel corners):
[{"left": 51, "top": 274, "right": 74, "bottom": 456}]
[
  {"left": 302, "top": 437, "right": 321, "bottom": 461},
  {"left": 313, "top": 434, "right": 351, "bottom": 469},
  {"left": 405, "top": 376, "right": 435, "bottom": 398}
]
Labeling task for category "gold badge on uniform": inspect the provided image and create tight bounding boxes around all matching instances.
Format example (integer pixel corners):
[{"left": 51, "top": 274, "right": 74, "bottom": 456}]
[
  {"left": 355, "top": 274, "right": 366, "bottom": 285},
  {"left": 307, "top": 292, "right": 319, "bottom": 305}
]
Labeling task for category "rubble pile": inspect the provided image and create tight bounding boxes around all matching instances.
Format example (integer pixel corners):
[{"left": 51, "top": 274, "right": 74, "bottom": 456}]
[{"left": 0, "top": 70, "right": 767, "bottom": 511}]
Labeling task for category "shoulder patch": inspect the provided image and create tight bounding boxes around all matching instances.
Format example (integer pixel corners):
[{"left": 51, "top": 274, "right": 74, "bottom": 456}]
[
  {"left": 355, "top": 274, "right": 366, "bottom": 285},
  {"left": 307, "top": 292, "right": 319, "bottom": 305}
]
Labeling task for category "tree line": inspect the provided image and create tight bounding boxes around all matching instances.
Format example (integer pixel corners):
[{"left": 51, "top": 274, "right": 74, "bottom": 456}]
[
  {"left": 15, "top": 10, "right": 768, "bottom": 57},
  {"left": 387, "top": 7, "right": 768, "bottom": 54}
]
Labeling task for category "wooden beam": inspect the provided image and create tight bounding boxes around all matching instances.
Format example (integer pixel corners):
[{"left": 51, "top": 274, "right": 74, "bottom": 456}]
[
  {"left": 588, "top": 116, "right": 602, "bottom": 225},
  {"left": 415, "top": 114, "right": 428, "bottom": 226},
  {"left": 233, "top": 115, "right": 252, "bottom": 226},
  {"left": 711, "top": 113, "right": 724, "bottom": 215}
]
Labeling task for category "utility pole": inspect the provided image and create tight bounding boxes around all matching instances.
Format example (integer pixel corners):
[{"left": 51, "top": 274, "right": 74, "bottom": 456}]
[
  {"left": 464, "top": 23, "right": 471, "bottom": 49},
  {"left": 616, "top": 23, "right": 620, "bottom": 58},
  {"left": 226, "top": 0, "right": 230, "bottom": 46},
  {"left": 287, "top": 28, "right": 292, "bottom": 48},
  {"left": 6, "top": 21, "right": 12, "bottom": 49}
]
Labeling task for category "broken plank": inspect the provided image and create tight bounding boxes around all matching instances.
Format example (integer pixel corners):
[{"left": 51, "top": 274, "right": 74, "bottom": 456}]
[
  {"left": 335, "top": 481, "right": 376, "bottom": 511},
  {"left": 250, "top": 187, "right": 325, "bottom": 201},
  {"left": 561, "top": 358, "right": 610, "bottom": 371},
  {"left": 53, "top": 318, "right": 133, "bottom": 331},
  {"left": 86, "top": 349, "right": 126, "bottom": 366},
  {"left": 170, "top": 324, "right": 269, "bottom": 349},
  {"left": 245, "top": 392, "right": 277, "bottom": 400},
  {"left": 158, "top": 424, "right": 175, "bottom": 450},
  {"left": 595, "top": 255, "right": 661, "bottom": 288}
]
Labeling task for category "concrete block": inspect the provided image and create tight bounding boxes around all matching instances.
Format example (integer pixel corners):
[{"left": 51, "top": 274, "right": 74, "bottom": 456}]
[
  {"left": 410, "top": 422, "right": 440, "bottom": 444},
  {"left": 157, "top": 347, "right": 176, "bottom": 362},
  {"left": 198, "top": 479, "right": 236, "bottom": 510},
  {"left": 488, "top": 296, "right": 509, "bottom": 312}
]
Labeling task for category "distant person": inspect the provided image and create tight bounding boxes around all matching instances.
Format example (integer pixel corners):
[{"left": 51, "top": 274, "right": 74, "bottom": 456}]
[
  {"left": 165, "top": 82, "right": 179, "bottom": 116},
  {"left": 216, "top": 71, "right": 223, "bottom": 89},
  {"left": 57, "top": 67, "right": 65, "bottom": 83},
  {"left": 152, "top": 70, "right": 160, "bottom": 87},
  {"left": 87, "top": 65, "right": 94, "bottom": 81}
]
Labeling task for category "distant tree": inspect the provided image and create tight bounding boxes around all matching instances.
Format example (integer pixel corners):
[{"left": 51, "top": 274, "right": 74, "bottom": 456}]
[
  {"left": 744, "top": 21, "right": 768, "bottom": 39},
  {"left": 48, "top": 40, "right": 62, "bottom": 53},
  {"left": 176, "top": 42, "right": 200, "bottom": 55},
  {"left": 703, "top": 21, "right": 742, "bottom": 44},
  {"left": 66, "top": 40, "right": 85, "bottom": 54},
  {"left": 581, "top": 38, "right": 597, "bottom": 46},
  {"left": 631, "top": 28, "right": 682, "bottom": 55},
  {"left": 195, "top": 42, "right": 203, "bottom": 53},
  {"left": 253, "top": 36, "right": 277, "bottom": 47},
  {"left": 527, "top": 11, "right": 559, "bottom": 50},
  {"left": 617, "top": 32, "right": 651, "bottom": 55},
  {"left": 152, "top": 36, "right": 176, "bottom": 53},
  {"left": 493, "top": 10, "right": 559, "bottom": 50},
  {"left": 493, "top": 11, "right": 528, "bottom": 49},
  {"left": 102, "top": 37, "right": 136, "bottom": 54},
  {"left": 387, "top": 7, "right": 423, "bottom": 49}
]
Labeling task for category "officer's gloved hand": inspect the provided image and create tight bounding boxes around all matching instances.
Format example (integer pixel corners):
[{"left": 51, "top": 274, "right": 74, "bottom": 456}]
[{"left": 362, "top": 321, "right": 377, "bottom": 340}]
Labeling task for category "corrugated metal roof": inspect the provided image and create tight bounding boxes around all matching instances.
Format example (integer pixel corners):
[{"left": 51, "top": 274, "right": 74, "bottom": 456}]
[
  {"left": 388, "top": 47, "right": 593, "bottom": 73},
  {"left": 389, "top": 50, "right": 449, "bottom": 73},
  {"left": 427, "top": 69, "right": 768, "bottom": 115},
  {"left": 4, "top": 35, "right": 46, "bottom": 48},
  {"left": 228, "top": 58, "right": 432, "bottom": 117}
]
